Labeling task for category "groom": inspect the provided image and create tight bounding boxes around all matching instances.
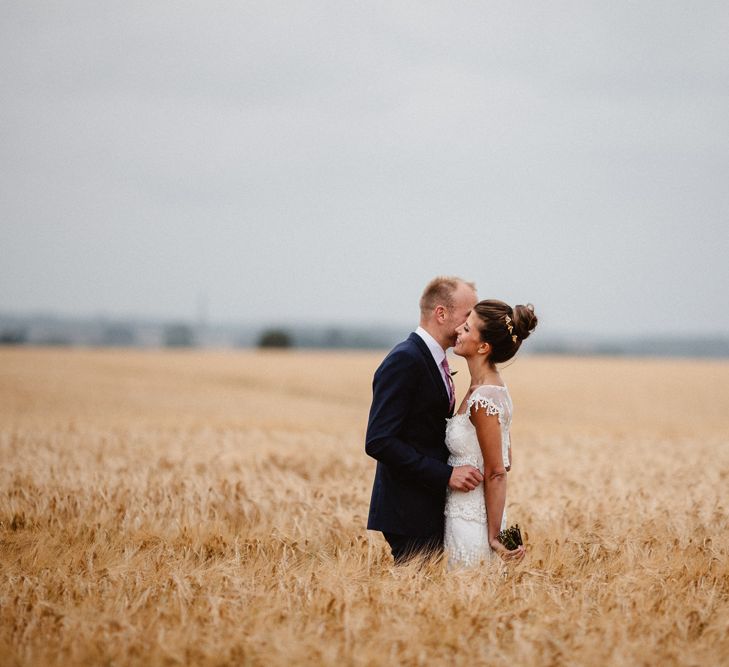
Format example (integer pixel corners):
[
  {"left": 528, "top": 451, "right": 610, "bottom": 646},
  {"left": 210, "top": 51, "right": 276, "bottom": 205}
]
[{"left": 365, "top": 276, "right": 483, "bottom": 564}]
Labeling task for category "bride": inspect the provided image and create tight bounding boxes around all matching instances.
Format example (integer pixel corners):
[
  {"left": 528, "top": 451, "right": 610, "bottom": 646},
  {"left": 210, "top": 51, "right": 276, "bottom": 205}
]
[{"left": 444, "top": 300, "right": 537, "bottom": 567}]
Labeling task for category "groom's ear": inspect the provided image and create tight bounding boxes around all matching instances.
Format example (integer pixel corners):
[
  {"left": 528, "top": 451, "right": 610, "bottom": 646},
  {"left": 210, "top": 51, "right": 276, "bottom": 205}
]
[{"left": 434, "top": 305, "right": 447, "bottom": 322}]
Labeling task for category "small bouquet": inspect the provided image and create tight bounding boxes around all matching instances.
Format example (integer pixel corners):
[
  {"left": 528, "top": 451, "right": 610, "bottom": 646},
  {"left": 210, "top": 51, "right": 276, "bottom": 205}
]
[{"left": 496, "top": 524, "right": 524, "bottom": 551}]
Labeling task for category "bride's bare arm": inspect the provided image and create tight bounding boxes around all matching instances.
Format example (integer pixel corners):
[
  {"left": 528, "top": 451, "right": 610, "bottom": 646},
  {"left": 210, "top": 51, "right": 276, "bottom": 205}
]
[{"left": 471, "top": 409, "right": 524, "bottom": 561}]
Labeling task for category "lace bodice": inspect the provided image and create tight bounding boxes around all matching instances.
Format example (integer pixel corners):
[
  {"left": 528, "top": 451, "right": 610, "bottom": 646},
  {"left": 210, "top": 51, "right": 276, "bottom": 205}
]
[{"left": 444, "top": 385, "right": 512, "bottom": 523}]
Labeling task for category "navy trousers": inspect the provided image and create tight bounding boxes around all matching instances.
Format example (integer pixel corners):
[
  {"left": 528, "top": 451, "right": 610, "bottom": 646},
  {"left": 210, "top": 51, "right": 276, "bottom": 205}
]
[{"left": 383, "top": 532, "right": 444, "bottom": 565}]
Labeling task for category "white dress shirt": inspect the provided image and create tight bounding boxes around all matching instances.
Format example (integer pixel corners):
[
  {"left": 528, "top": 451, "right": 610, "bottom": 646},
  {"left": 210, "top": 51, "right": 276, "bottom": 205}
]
[{"left": 414, "top": 326, "right": 451, "bottom": 395}]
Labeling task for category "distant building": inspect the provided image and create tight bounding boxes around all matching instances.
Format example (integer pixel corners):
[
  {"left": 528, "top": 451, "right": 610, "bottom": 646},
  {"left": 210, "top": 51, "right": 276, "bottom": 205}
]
[
  {"left": 100, "top": 324, "right": 137, "bottom": 347},
  {"left": 163, "top": 323, "right": 196, "bottom": 347}
]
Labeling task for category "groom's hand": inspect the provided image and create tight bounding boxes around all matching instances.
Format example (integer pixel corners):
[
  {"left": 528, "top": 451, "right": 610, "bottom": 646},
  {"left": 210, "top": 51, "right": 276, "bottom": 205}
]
[{"left": 448, "top": 466, "right": 483, "bottom": 492}]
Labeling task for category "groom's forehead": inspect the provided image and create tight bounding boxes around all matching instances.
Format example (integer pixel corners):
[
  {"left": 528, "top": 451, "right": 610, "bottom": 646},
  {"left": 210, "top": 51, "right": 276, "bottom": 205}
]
[{"left": 460, "top": 286, "right": 478, "bottom": 306}]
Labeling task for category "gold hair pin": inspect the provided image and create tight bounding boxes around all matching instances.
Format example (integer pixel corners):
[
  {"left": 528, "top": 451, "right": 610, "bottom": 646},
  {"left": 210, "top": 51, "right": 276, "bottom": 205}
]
[{"left": 505, "top": 315, "right": 517, "bottom": 343}]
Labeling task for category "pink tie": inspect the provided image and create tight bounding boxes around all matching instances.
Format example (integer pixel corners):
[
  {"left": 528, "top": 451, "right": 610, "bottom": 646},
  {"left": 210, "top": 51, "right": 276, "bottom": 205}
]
[{"left": 441, "top": 358, "right": 456, "bottom": 413}]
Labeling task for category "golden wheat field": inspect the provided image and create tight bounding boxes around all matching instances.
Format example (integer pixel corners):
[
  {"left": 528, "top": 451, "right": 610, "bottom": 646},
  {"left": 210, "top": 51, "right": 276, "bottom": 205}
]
[{"left": 1, "top": 347, "right": 728, "bottom": 666}]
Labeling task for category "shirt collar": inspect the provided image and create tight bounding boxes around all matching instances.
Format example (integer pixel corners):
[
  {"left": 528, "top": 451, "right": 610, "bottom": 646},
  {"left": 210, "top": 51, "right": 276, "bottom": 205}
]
[{"left": 415, "top": 326, "right": 446, "bottom": 366}]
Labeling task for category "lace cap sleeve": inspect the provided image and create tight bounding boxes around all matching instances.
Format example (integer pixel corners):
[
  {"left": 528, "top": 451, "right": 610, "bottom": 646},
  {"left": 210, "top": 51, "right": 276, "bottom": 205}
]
[{"left": 466, "top": 386, "right": 506, "bottom": 423}]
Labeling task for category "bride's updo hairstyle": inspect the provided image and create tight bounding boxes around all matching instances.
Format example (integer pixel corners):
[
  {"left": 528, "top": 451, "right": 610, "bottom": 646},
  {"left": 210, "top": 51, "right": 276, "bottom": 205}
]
[{"left": 473, "top": 300, "right": 538, "bottom": 364}]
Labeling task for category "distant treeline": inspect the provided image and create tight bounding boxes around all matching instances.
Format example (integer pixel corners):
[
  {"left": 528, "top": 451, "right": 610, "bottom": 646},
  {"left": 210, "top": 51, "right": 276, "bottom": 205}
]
[
  {"left": 0, "top": 315, "right": 406, "bottom": 350},
  {"left": 1, "top": 313, "right": 728, "bottom": 358}
]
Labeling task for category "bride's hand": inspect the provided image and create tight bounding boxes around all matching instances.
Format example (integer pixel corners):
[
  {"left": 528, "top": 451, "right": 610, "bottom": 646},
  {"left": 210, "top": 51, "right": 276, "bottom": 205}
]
[{"left": 489, "top": 538, "right": 526, "bottom": 562}]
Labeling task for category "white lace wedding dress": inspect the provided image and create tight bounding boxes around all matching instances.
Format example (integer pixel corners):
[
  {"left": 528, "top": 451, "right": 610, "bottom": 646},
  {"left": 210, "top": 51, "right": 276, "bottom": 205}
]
[{"left": 444, "top": 385, "right": 512, "bottom": 568}]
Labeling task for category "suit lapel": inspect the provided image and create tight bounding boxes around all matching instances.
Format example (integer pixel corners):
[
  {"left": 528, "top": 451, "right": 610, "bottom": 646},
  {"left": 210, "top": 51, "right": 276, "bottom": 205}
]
[{"left": 408, "top": 332, "right": 451, "bottom": 413}]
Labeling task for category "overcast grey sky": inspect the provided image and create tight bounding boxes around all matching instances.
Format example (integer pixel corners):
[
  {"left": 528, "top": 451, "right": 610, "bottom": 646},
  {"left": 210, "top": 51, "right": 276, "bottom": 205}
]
[{"left": 2, "top": 1, "right": 728, "bottom": 337}]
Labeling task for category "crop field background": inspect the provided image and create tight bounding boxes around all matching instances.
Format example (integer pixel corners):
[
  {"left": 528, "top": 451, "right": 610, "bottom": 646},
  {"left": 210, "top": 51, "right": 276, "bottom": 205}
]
[{"left": 1, "top": 348, "right": 728, "bottom": 666}]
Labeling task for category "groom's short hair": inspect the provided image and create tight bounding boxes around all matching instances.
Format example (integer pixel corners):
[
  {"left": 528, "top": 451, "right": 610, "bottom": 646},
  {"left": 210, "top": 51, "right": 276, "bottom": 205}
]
[{"left": 419, "top": 276, "right": 476, "bottom": 315}]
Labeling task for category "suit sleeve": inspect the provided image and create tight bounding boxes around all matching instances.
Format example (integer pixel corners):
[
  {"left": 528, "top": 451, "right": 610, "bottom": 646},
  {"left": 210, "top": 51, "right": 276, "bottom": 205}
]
[{"left": 365, "top": 349, "right": 453, "bottom": 491}]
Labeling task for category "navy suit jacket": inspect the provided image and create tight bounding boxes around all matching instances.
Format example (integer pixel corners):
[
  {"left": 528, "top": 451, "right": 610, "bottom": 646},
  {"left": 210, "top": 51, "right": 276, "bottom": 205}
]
[{"left": 365, "top": 332, "right": 454, "bottom": 536}]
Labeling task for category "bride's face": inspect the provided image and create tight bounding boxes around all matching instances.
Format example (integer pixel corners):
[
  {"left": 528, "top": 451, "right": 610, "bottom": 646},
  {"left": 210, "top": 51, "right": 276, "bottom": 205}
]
[{"left": 453, "top": 312, "right": 486, "bottom": 358}]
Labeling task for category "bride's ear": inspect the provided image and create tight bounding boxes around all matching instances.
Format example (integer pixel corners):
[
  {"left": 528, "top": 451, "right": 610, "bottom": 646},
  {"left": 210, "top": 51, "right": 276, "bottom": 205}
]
[{"left": 478, "top": 342, "right": 490, "bottom": 356}]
